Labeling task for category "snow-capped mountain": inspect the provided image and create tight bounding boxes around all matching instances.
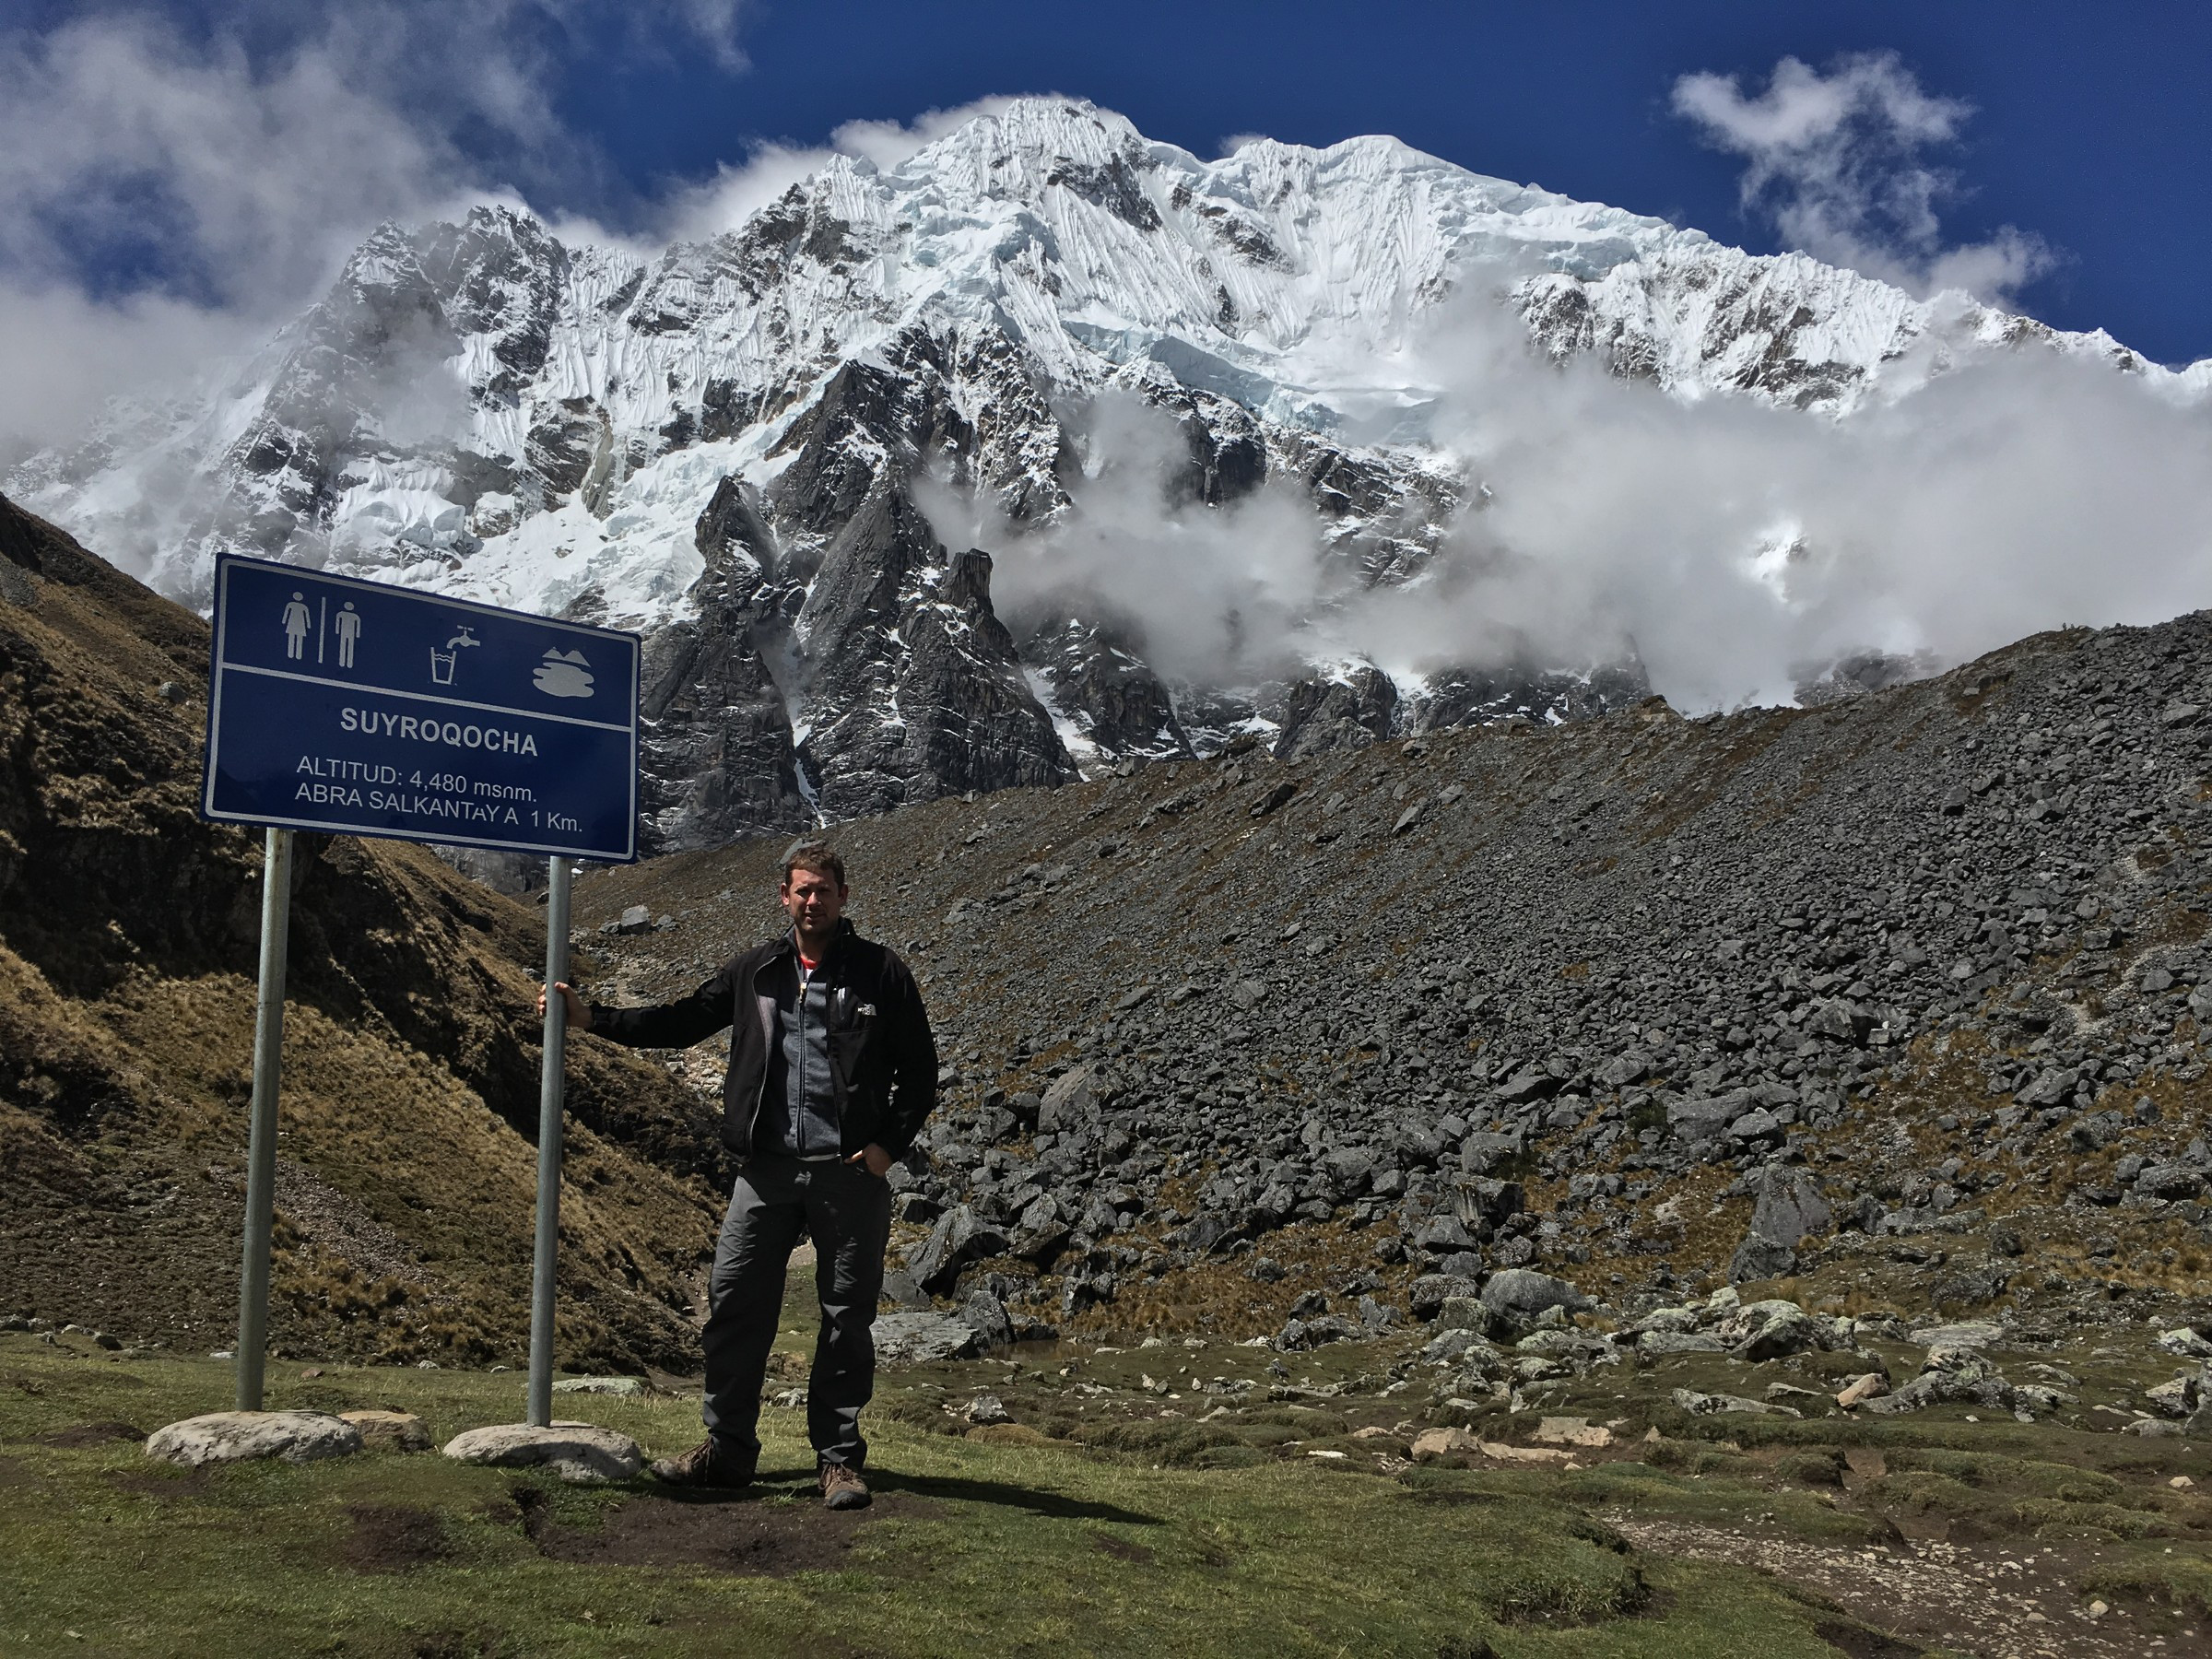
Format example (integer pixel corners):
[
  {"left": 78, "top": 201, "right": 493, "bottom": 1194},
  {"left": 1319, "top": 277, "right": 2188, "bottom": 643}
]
[{"left": 14, "top": 98, "right": 2201, "bottom": 852}]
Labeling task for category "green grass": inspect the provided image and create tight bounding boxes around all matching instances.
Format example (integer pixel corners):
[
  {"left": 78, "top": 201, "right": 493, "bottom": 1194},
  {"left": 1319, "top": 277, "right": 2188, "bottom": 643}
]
[{"left": 0, "top": 1335, "right": 1897, "bottom": 1659}]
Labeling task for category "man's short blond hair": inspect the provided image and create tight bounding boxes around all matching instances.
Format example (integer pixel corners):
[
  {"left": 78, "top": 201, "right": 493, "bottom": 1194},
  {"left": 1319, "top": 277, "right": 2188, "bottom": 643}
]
[{"left": 781, "top": 843, "right": 847, "bottom": 889}]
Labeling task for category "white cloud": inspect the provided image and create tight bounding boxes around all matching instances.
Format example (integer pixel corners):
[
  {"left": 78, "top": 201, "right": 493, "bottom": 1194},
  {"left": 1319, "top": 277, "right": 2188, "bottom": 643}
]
[
  {"left": 666, "top": 95, "right": 1030, "bottom": 241},
  {"left": 828, "top": 98, "right": 1028, "bottom": 171},
  {"left": 0, "top": 3, "right": 753, "bottom": 465},
  {"left": 923, "top": 289, "right": 2212, "bottom": 718},
  {"left": 921, "top": 391, "right": 1336, "bottom": 688},
  {"left": 1404, "top": 292, "right": 2212, "bottom": 709},
  {"left": 1672, "top": 52, "right": 2054, "bottom": 305}
]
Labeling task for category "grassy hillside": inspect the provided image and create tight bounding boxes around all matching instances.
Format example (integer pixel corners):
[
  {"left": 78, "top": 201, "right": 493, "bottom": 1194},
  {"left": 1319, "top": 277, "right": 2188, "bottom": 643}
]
[{"left": 0, "top": 494, "right": 725, "bottom": 1372}]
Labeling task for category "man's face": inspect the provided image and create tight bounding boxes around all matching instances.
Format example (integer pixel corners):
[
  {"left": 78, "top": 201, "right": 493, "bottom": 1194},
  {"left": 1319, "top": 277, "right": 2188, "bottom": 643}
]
[{"left": 782, "top": 868, "right": 847, "bottom": 938}]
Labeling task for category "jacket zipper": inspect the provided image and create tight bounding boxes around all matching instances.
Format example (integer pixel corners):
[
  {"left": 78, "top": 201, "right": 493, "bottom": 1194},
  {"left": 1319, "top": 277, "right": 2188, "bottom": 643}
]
[
  {"left": 746, "top": 952, "right": 776, "bottom": 1149},
  {"left": 747, "top": 941, "right": 854, "bottom": 1154}
]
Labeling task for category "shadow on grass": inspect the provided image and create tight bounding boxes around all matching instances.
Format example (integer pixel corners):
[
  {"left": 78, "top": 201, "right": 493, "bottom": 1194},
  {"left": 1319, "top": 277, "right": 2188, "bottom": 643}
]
[
  {"left": 869, "top": 1469, "right": 1163, "bottom": 1525},
  {"left": 652, "top": 1465, "right": 1164, "bottom": 1525}
]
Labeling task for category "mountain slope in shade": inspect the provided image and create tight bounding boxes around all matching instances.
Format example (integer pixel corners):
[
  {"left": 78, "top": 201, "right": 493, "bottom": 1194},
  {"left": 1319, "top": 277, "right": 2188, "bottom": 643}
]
[
  {"left": 14, "top": 98, "right": 2205, "bottom": 853},
  {"left": 0, "top": 491, "right": 724, "bottom": 1369}
]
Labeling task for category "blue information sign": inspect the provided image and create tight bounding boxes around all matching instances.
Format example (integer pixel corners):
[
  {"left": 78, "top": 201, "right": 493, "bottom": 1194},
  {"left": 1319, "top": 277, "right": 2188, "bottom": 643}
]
[{"left": 202, "top": 553, "right": 640, "bottom": 862}]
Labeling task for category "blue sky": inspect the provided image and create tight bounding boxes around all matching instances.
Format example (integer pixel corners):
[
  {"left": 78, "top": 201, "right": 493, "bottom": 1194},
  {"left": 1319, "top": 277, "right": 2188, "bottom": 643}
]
[{"left": 1, "top": 0, "right": 2206, "bottom": 458}]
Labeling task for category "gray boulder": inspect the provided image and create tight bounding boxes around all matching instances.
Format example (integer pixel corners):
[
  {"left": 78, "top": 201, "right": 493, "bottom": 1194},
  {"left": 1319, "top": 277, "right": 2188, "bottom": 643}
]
[
  {"left": 1728, "top": 1232, "right": 1798, "bottom": 1284},
  {"left": 1672, "top": 1389, "right": 1800, "bottom": 1419},
  {"left": 1413, "top": 1214, "right": 1478, "bottom": 1253},
  {"left": 880, "top": 1267, "right": 933, "bottom": 1310},
  {"left": 441, "top": 1423, "right": 642, "bottom": 1482},
  {"left": 147, "top": 1411, "right": 363, "bottom": 1468},
  {"left": 1409, "top": 1273, "right": 1484, "bottom": 1320},
  {"left": 1747, "top": 1167, "right": 1832, "bottom": 1245},
  {"left": 1493, "top": 1068, "right": 1559, "bottom": 1104},
  {"left": 1864, "top": 1349, "right": 2015, "bottom": 1415},
  {"left": 1480, "top": 1269, "right": 1591, "bottom": 1321},
  {"left": 1038, "top": 1065, "right": 1104, "bottom": 1133},
  {"left": 871, "top": 1311, "right": 981, "bottom": 1364},
  {"left": 1008, "top": 1197, "right": 1073, "bottom": 1265},
  {"left": 1622, "top": 1305, "right": 1701, "bottom": 1336},
  {"left": 904, "top": 1205, "right": 1007, "bottom": 1295},
  {"left": 959, "top": 1290, "right": 1016, "bottom": 1352},
  {"left": 1457, "top": 1132, "right": 1524, "bottom": 1173},
  {"left": 1907, "top": 1320, "right": 2005, "bottom": 1349},
  {"left": 1725, "top": 1301, "right": 1819, "bottom": 1361},
  {"left": 1802, "top": 999, "right": 1869, "bottom": 1043},
  {"left": 1725, "top": 1107, "right": 1782, "bottom": 1142},
  {"left": 1668, "top": 1092, "right": 1754, "bottom": 1142},
  {"left": 1436, "top": 1296, "right": 1494, "bottom": 1334},
  {"left": 1594, "top": 1051, "right": 1651, "bottom": 1088},
  {"left": 2136, "top": 1163, "right": 2206, "bottom": 1202},
  {"left": 1277, "top": 1314, "right": 1360, "bottom": 1352},
  {"left": 1451, "top": 1177, "right": 1525, "bottom": 1228}
]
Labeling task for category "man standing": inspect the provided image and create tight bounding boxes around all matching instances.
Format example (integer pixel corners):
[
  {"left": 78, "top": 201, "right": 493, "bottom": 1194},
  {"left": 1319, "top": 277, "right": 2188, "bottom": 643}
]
[{"left": 541, "top": 845, "right": 935, "bottom": 1510}]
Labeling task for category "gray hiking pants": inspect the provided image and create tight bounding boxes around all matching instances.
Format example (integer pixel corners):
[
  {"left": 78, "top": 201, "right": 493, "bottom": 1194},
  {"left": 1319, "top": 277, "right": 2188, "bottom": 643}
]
[{"left": 700, "top": 1154, "right": 891, "bottom": 1468}]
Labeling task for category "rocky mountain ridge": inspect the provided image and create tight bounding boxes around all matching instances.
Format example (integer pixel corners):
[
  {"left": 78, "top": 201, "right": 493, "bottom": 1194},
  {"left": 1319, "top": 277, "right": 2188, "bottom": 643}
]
[{"left": 15, "top": 98, "right": 2210, "bottom": 856}]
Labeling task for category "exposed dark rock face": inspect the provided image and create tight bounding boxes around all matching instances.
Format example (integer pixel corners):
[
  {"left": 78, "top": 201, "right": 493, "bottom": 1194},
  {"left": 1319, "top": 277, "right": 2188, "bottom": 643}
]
[
  {"left": 1274, "top": 666, "right": 1401, "bottom": 759},
  {"left": 1020, "top": 617, "right": 1192, "bottom": 765},
  {"left": 638, "top": 536, "right": 811, "bottom": 850},
  {"left": 677, "top": 330, "right": 1083, "bottom": 825},
  {"left": 794, "top": 484, "right": 1074, "bottom": 818},
  {"left": 1406, "top": 661, "right": 1655, "bottom": 734}
]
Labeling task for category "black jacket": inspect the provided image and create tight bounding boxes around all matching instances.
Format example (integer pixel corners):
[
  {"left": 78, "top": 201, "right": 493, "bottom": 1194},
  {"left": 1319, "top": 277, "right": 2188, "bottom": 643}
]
[{"left": 587, "top": 920, "right": 937, "bottom": 1159}]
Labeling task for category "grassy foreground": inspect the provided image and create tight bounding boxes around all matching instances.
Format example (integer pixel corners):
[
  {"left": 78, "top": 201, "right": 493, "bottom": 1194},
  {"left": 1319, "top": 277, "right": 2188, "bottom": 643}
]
[{"left": 0, "top": 1335, "right": 1931, "bottom": 1659}]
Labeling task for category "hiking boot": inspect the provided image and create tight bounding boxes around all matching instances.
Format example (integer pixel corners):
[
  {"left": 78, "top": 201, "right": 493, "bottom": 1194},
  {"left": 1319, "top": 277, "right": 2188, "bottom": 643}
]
[
  {"left": 651, "top": 1436, "right": 756, "bottom": 1488},
  {"left": 818, "top": 1460, "right": 871, "bottom": 1511}
]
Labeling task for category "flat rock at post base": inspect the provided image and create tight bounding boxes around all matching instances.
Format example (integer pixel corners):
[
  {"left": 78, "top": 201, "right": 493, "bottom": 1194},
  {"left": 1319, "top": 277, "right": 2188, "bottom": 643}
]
[
  {"left": 441, "top": 1422, "right": 644, "bottom": 1482},
  {"left": 146, "top": 1410, "right": 365, "bottom": 1466}
]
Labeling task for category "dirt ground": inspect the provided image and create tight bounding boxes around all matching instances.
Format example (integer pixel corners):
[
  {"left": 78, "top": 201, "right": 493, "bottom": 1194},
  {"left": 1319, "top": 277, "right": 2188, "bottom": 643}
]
[
  {"left": 1612, "top": 1515, "right": 2206, "bottom": 1658},
  {"left": 505, "top": 1481, "right": 934, "bottom": 1574}
]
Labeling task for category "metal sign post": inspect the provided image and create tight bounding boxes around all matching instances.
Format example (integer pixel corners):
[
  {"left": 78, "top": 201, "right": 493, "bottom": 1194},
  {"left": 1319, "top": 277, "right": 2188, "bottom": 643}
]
[
  {"left": 526, "top": 856, "right": 571, "bottom": 1428},
  {"left": 200, "top": 553, "right": 638, "bottom": 1415},
  {"left": 234, "top": 827, "right": 293, "bottom": 1410}
]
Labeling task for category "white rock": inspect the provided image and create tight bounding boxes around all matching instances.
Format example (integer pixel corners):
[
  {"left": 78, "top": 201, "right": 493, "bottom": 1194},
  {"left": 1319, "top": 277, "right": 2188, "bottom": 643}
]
[
  {"left": 1411, "top": 1427, "right": 1481, "bottom": 1460},
  {"left": 441, "top": 1422, "right": 643, "bottom": 1483},
  {"left": 1835, "top": 1372, "right": 1892, "bottom": 1409},
  {"left": 964, "top": 1393, "right": 1013, "bottom": 1426},
  {"left": 1531, "top": 1416, "right": 1614, "bottom": 1448},
  {"left": 146, "top": 1410, "right": 364, "bottom": 1466},
  {"left": 1907, "top": 1321, "right": 2005, "bottom": 1350}
]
